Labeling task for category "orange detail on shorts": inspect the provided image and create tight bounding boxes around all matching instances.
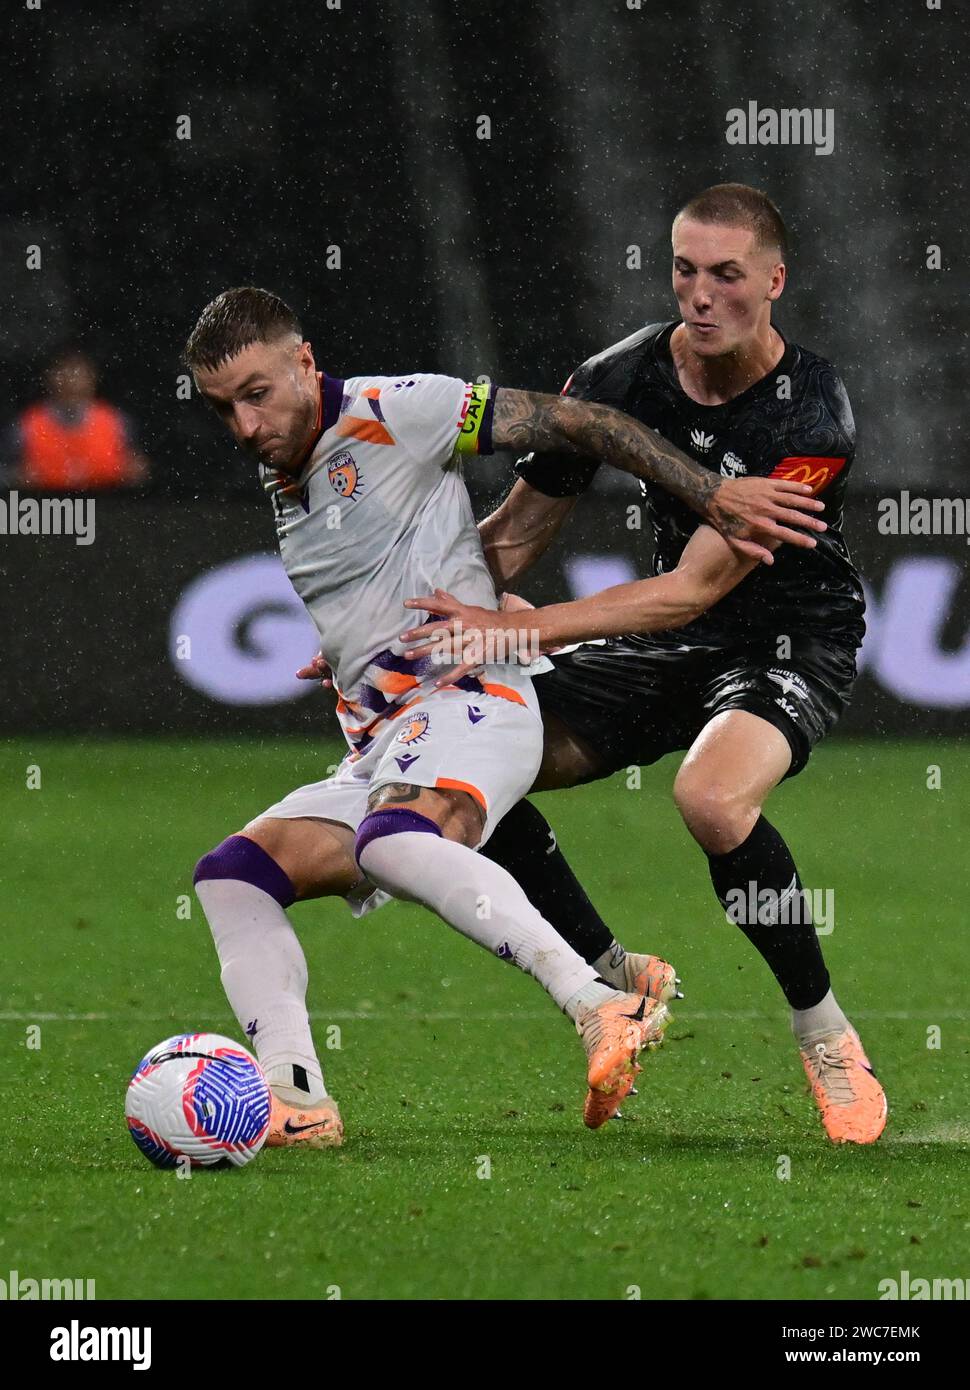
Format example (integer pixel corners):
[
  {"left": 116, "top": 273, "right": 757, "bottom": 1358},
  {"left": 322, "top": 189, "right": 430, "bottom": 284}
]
[
  {"left": 769, "top": 455, "right": 847, "bottom": 494},
  {"left": 479, "top": 681, "right": 527, "bottom": 706},
  {"left": 340, "top": 680, "right": 527, "bottom": 751},
  {"left": 335, "top": 415, "right": 395, "bottom": 446},
  {"left": 435, "top": 777, "right": 488, "bottom": 813}
]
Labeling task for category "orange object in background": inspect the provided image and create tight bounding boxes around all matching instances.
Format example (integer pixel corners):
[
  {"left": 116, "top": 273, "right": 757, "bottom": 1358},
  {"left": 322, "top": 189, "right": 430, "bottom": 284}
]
[
  {"left": 15, "top": 349, "right": 149, "bottom": 490},
  {"left": 21, "top": 399, "right": 132, "bottom": 489}
]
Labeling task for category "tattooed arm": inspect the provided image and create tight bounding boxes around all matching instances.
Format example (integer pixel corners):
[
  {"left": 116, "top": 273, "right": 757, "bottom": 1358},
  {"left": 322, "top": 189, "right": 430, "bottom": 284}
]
[{"left": 489, "top": 387, "right": 826, "bottom": 564}]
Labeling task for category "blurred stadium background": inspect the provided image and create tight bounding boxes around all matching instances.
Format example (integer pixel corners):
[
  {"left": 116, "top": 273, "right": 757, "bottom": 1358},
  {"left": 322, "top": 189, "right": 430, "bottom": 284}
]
[
  {"left": 2, "top": 0, "right": 968, "bottom": 1306},
  {"left": 2, "top": 0, "right": 966, "bottom": 738}
]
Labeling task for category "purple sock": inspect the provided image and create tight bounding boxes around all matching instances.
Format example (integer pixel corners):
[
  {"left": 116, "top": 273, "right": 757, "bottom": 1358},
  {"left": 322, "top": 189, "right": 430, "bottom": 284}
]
[
  {"left": 355, "top": 808, "right": 442, "bottom": 865},
  {"left": 194, "top": 835, "right": 296, "bottom": 908}
]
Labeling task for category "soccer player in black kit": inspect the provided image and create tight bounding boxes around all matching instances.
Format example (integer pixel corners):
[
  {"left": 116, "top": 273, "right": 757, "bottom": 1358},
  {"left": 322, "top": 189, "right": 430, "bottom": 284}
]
[{"left": 400, "top": 184, "right": 887, "bottom": 1144}]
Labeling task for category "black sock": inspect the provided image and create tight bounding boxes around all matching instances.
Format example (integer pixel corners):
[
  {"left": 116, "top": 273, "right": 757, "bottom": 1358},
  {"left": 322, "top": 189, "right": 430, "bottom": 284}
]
[
  {"left": 706, "top": 816, "right": 830, "bottom": 1010},
  {"left": 482, "top": 799, "right": 615, "bottom": 964}
]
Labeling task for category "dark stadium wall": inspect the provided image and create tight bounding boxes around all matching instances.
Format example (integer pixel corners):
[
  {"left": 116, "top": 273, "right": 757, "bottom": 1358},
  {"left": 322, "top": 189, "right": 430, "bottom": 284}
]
[
  {"left": 4, "top": 493, "right": 968, "bottom": 738},
  {"left": 1, "top": 0, "right": 962, "bottom": 495}
]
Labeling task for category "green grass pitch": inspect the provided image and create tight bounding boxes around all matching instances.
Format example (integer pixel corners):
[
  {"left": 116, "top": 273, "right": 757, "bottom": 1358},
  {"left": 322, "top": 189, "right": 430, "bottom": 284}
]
[{"left": 2, "top": 736, "right": 968, "bottom": 1301}]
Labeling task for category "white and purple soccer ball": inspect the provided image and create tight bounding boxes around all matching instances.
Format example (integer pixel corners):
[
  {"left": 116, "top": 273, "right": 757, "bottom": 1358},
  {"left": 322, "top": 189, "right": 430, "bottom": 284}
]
[{"left": 125, "top": 1033, "right": 271, "bottom": 1168}]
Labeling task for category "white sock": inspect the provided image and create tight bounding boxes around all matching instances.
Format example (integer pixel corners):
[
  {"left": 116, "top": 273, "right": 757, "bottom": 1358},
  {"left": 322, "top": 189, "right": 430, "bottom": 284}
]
[
  {"left": 194, "top": 878, "right": 327, "bottom": 1093},
  {"left": 564, "top": 976, "right": 619, "bottom": 1020},
  {"left": 791, "top": 988, "right": 850, "bottom": 1046},
  {"left": 592, "top": 940, "right": 627, "bottom": 988},
  {"left": 263, "top": 1060, "right": 328, "bottom": 1106},
  {"left": 358, "top": 831, "right": 600, "bottom": 1017}
]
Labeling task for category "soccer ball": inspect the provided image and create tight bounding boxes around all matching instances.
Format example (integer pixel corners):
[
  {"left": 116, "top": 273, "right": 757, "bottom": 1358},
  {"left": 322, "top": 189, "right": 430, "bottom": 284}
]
[{"left": 125, "top": 1032, "right": 271, "bottom": 1169}]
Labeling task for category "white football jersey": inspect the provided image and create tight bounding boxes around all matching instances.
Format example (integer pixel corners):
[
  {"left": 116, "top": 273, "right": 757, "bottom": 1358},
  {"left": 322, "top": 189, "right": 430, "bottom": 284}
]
[{"left": 260, "top": 371, "right": 539, "bottom": 755}]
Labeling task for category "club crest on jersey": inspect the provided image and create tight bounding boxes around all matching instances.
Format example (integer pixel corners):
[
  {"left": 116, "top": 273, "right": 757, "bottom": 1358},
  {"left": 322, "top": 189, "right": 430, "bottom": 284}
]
[
  {"left": 767, "top": 669, "right": 810, "bottom": 701},
  {"left": 690, "top": 428, "right": 715, "bottom": 453},
  {"left": 396, "top": 711, "right": 430, "bottom": 745},
  {"left": 327, "top": 450, "right": 362, "bottom": 499},
  {"left": 720, "top": 450, "right": 746, "bottom": 477}
]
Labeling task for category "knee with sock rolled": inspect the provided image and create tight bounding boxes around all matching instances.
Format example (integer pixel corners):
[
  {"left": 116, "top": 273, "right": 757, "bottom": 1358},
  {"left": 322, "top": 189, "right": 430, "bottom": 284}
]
[{"left": 193, "top": 835, "right": 296, "bottom": 908}]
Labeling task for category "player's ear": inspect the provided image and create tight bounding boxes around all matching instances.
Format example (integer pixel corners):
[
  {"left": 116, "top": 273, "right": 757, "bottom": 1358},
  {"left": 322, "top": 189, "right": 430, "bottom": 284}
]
[{"left": 767, "top": 262, "right": 786, "bottom": 301}]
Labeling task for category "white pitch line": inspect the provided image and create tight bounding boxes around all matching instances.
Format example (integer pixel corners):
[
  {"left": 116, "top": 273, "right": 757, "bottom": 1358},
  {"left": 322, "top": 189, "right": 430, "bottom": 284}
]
[
  {"left": 0, "top": 1009, "right": 968, "bottom": 1024},
  {"left": 883, "top": 1126, "right": 970, "bottom": 1146}
]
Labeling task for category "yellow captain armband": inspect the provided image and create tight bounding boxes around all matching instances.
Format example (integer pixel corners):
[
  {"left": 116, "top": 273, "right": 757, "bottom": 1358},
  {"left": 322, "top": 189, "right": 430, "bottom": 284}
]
[{"left": 454, "top": 381, "right": 495, "bottom": 456}]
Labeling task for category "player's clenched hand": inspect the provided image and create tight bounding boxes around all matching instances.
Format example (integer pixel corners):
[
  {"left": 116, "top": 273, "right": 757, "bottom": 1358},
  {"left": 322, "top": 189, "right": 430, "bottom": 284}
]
[
  {"left": 401, "top": 589, "right": 540, "bottom": 687},
  {"left": 295, "top": 651, "right": 334, "bottom": 690},
  {"left": 709, "top": 477, "right": 826, "bottom": 565}
]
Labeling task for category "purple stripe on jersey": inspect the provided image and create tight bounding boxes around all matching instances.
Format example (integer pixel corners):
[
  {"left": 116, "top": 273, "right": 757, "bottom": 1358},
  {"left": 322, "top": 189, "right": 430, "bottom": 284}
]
[
  {"left": 354, "top": 683, "right": 395, "bottom": 716},
  {"left": 478, "top": 389, "right": 496, "bottom": 455},
  {"left": 354, "top": 808, "right": 442, "bottom": 864},
  {"left": 369, "top": 647, "right": 437, "bottom": 680},
  {"left": 193, "top": 835, "right": 296, "bottom": 908},
  {"left": 369, "top": 648, "right": 418, "bottom": 674},
  {"left": 455, "top": 674, "right": 484, "bottom": 694},
  {"left": 321, "top": 373, "right": 346, "bottom": 433},
  {"left": 367, "top": 395, "right": 387, "bottom": 424}
]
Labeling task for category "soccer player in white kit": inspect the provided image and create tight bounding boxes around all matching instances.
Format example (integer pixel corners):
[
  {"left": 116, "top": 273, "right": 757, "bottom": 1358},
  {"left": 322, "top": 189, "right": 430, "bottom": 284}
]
[{"left": 185, "top": 287, "right": 825, "bottom": 1144}]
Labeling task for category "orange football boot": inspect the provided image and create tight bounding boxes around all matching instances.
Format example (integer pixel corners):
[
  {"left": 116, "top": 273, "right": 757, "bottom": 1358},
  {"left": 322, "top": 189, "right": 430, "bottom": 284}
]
[
  {"left": 622, "top": 953, "right": 683, "bottom": 1004},
  {"left": 266, "top": 1094, "right": 344, "bottom": 1149},
  {"left": 577, "top": 991, "right": 671, "bottom": 1129},
  {"left": 800, "top": 1026, "right": 887, "bottom": 1144}
]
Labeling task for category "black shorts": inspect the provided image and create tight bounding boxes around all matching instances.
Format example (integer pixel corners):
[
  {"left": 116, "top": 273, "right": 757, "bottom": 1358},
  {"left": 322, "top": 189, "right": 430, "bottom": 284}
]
[{"left": 531, "top": 631, "right": 859, "bottom": 779}]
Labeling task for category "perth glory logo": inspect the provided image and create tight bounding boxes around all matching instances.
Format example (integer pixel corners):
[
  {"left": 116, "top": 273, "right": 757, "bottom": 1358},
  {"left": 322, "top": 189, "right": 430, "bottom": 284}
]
[
  {"left": 327, "top": 450, "right": 362, "bottom": 499},
  {"left": 396, "top": 711, "right": 430, "bottom": 745}
]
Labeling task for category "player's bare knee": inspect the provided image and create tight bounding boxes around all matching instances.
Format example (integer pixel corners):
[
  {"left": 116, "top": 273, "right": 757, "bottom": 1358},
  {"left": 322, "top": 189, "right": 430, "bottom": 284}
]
[
  {"left": 237, "top": 818, "right": 359, "bottom": 900},
  {"left": 673, "top": 774, "right": 755, "bottom": 854},
  {"left": 237, "top": 819, "right": 300, "bottom": 876}
]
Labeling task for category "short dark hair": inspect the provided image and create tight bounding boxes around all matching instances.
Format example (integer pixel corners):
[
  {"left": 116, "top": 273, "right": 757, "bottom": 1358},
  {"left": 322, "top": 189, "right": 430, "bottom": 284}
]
[
  {"left": 182, "top": 286, "right": 302, "bottom": 372},
  {"left": 46, "top": 343, "right": 94, "bottom": 373},
  {"left": 675, "top": 183, "right": 788, "bottom": 258}
]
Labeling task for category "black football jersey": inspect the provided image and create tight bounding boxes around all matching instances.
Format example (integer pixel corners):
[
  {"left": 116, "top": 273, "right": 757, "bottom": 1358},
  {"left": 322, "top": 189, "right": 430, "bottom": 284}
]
[{"left": 516, "top": 320, "right": 866, "bottom": 646}]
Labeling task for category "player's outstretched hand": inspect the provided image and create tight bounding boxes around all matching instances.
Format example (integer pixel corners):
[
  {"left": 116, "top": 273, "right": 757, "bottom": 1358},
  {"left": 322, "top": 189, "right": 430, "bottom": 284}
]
[
  {"left": 295, "top": 651, "right": 334, "bottom": 690},
  {"left": 710, "top": 477, "right": 827, "bottom": 565},
  {"left": 401, "top": 589, "right": 540, "bottom": 687}
]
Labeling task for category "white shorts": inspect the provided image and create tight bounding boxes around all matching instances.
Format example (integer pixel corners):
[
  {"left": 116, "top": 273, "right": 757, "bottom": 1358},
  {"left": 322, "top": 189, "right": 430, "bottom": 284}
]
[{"left": 259, "top": 673, "right": 544, "bottom": 918}]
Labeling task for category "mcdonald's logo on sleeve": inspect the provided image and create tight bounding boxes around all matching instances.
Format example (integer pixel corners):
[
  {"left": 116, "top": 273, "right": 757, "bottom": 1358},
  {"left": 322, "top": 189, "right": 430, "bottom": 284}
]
[{"left": 769, "top": 455, "right": 847, "bottom": 493}]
